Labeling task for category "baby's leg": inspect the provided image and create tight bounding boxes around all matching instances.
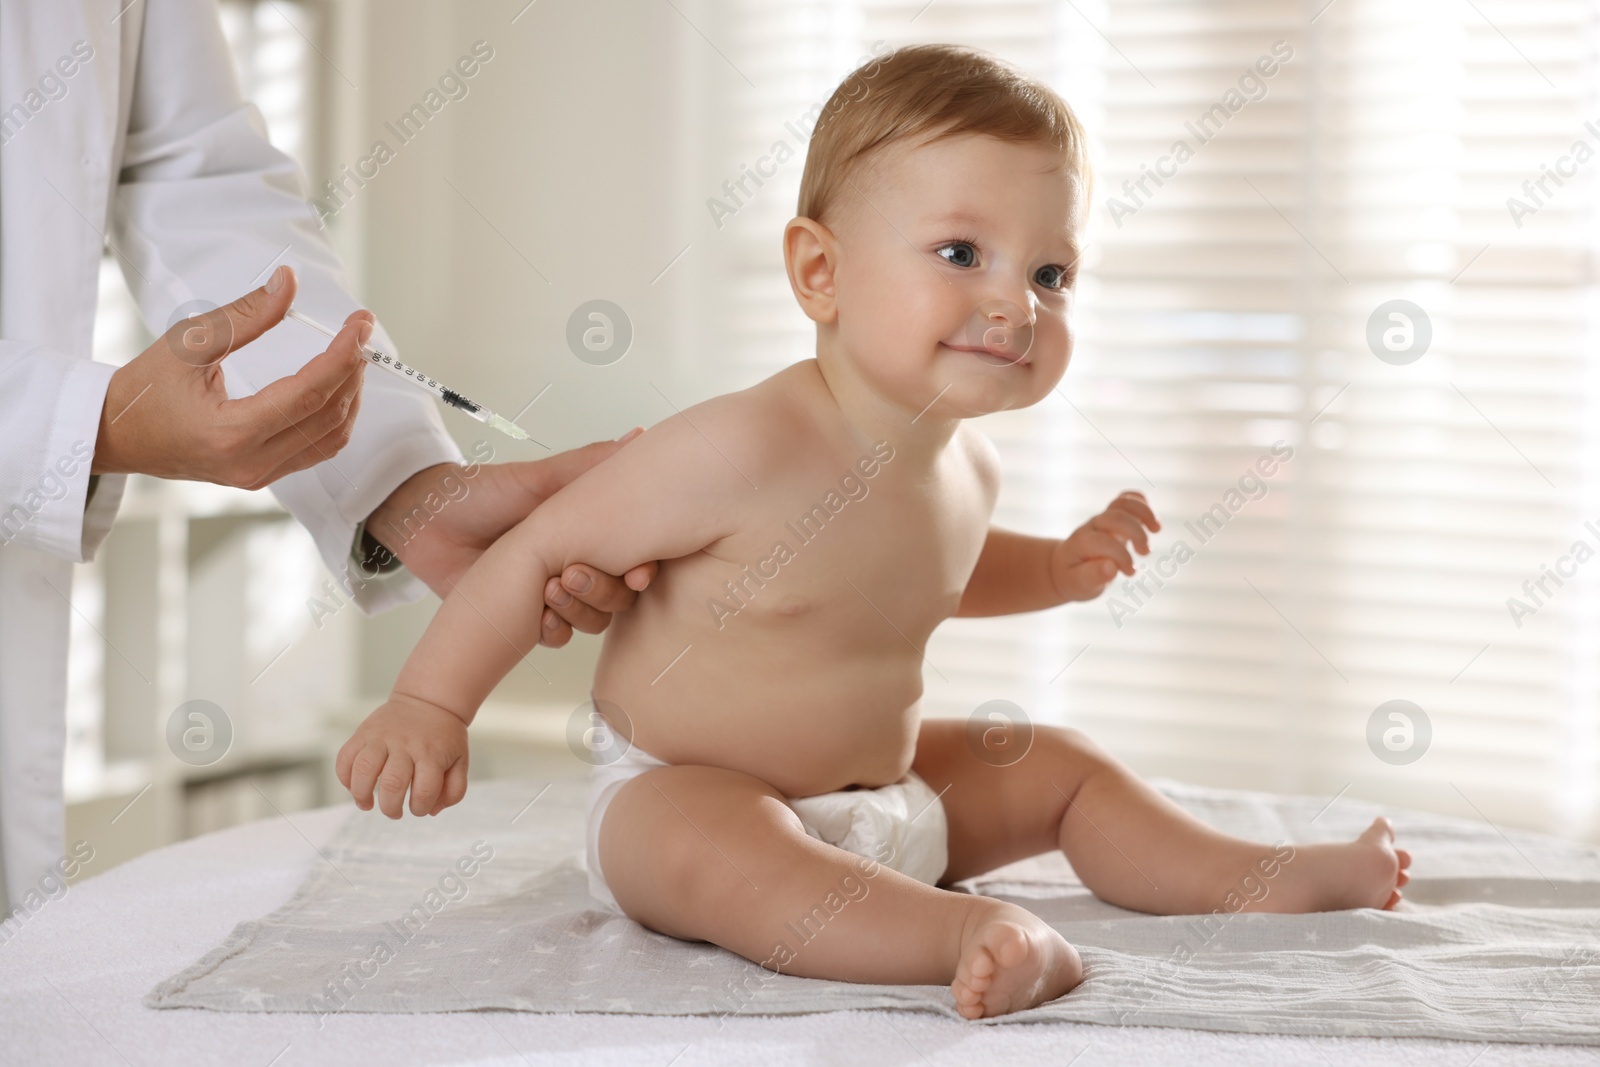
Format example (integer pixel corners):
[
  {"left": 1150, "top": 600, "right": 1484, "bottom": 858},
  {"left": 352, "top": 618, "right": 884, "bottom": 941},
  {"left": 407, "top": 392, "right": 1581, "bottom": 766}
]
[
  {"left": 914, "top": 720, "right": 1410, "bottom": 915},
  {"left": 597, "top": 764, "right": 1081, "bottom": 1015}
]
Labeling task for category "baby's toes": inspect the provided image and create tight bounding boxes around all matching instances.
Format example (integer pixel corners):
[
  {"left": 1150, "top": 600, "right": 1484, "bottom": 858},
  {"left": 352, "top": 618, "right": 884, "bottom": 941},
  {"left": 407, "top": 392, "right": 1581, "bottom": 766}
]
[
  {"left": 956, "top": 946, "right": 996, "bottom": 994},
  {"left": 992, "top": 927, "right": 1031, "bottom": 969},
  {"left": 951, "top": 979, "right": 984, "bottom": 1018}
]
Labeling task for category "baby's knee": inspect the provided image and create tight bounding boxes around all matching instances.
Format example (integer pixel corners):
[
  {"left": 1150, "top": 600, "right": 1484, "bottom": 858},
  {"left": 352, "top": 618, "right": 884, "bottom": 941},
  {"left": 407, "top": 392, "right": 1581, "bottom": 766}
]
[
  {"left": 603, "top": 769, "right": 704, "bottom": 881},
  {"left": 604, "top": 766, "right": 794, "bottom": 896},
  {"left": 1035, "top": 724, "right": 1103, "bottom": 760}
]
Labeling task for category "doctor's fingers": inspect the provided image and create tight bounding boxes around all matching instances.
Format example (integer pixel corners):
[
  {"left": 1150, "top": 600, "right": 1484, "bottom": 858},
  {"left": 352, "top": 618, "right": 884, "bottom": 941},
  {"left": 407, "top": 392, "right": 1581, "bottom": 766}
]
[
  {"left": 375, "top": 751, "right": 415, "bottom": 820},
  {"left": 161, "top": 264, "right": 299, "bottom": 367},
  {"left": 240, "top": 367, "right": 365, "bottom": 490},
  {"left": 225, "top": 344, "right": 364, "bottom": 489},
  {"left": 544, "top": 574, "right": 610, "bottom": 636},
  {"left": 224, "top": 311, "right": 371, "bottom": 432},
  {"left": 538, "top": 608, "right": 575, "bottom": 650},
  {"left": 561, "top": 563, "right": 655, "bottom": 616}
]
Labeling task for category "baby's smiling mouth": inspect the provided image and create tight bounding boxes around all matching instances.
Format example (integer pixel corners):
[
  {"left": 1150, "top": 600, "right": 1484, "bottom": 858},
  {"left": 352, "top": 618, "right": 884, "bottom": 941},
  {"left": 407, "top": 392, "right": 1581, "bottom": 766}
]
[{"left": 940, "top": 341, "right": 1030, "bottom": 367}]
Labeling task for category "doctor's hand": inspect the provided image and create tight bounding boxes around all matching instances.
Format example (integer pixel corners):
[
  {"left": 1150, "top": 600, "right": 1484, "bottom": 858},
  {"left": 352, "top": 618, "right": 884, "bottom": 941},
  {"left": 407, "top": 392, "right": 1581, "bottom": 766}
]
[
  {"left": 363, "top": 437, "right": 659, "bottom": 648},
  {"left": 92, "top": 265, "right": 369, "bottom": 489}
]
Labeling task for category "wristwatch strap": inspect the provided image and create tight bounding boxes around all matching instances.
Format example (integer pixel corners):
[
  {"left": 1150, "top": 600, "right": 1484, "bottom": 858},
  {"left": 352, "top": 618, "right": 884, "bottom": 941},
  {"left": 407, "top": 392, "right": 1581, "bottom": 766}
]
[{"left": 352, "top": 519, "right": 403, "bottom": 576}]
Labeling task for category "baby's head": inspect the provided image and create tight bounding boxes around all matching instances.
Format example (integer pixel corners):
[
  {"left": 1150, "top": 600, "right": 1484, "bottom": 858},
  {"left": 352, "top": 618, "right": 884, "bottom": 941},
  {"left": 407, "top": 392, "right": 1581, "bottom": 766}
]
[{"left": 786, "top": 44, "right": 1088, "bottom": 421}]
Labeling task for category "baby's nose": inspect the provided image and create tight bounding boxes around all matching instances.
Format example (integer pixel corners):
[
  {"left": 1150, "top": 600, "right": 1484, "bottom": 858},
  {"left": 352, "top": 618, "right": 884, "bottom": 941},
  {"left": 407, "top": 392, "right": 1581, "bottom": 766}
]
[{"left": 964, "top": 298, "right": 1036, "bottom": 362}]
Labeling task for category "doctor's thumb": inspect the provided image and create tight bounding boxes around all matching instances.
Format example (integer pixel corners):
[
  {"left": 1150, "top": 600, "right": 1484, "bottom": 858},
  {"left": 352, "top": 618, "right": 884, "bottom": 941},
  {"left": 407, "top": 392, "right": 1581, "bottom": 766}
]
[{"left": 164, "top": 264, "right": 298, "bottom": 369}]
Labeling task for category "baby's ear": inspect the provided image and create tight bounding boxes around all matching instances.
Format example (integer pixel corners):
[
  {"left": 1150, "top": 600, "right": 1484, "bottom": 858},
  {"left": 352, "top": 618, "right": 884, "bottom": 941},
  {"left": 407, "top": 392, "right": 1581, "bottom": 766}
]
[{"left": 783, "top": 216, "right": 839, "bottom": 324}]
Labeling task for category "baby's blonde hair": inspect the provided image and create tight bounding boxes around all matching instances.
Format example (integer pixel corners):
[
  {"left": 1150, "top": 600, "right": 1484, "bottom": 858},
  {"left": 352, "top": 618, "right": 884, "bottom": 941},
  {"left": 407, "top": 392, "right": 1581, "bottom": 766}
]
[{"left": 797, "top": 43, "right": 1090, "bottom": 228}]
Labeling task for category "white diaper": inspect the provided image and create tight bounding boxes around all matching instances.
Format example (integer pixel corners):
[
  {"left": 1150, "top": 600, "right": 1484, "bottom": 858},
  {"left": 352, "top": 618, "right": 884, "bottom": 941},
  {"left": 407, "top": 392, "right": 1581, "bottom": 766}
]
[{"left": 583, "top": 743, "right": 950, "bottom": 913}]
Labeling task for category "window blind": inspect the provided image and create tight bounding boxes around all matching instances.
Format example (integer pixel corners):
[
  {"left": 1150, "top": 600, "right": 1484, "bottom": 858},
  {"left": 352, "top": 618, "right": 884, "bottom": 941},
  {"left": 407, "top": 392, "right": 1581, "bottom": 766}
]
[{"left": 706, "top": 0, "right": 1600, "bottom": 838}]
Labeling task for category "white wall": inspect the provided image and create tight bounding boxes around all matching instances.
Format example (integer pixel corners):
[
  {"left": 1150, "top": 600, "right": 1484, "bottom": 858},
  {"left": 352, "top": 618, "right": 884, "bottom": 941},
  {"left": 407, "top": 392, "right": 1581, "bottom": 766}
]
[{"left": 323, "top": 0, "right": 721, "bottom": 708}]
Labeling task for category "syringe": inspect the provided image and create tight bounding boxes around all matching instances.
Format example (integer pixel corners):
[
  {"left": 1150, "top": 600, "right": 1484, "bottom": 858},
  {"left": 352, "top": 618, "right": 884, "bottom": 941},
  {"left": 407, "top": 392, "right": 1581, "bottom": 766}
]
[{"left": 283, "top": 307, "right": 530, "bottom": 441}]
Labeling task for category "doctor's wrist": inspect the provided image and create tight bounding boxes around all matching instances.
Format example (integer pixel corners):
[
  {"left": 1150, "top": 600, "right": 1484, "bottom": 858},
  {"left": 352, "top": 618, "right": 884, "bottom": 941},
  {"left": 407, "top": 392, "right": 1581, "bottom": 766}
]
[
  {"left": 363, "top": 462, "right": 460, "bottom": 563},
  {"left": 353, "top": 520, "right": 403, "bottom": 576}
]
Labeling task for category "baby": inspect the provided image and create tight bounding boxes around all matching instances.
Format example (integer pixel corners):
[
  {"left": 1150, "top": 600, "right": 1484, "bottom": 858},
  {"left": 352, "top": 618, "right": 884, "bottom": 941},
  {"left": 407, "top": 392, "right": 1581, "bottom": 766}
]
[{"left": 337, "top": 43, "right": 1411, "bottom": 1019}]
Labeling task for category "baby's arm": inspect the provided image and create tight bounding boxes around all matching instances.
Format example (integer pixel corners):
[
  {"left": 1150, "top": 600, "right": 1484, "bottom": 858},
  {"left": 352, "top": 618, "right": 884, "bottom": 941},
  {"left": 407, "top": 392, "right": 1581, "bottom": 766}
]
[
  {"left": 956, "top": 493, "right": 1160, "bottom": 617},
  {"left": 336, "top": 396, "right": 760, "bottom": 818}
]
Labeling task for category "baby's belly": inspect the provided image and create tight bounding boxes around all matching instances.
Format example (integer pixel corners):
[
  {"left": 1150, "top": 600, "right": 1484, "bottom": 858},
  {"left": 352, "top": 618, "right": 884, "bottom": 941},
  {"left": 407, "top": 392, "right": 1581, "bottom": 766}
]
[{"left": 593, "top": 638, "right": 923, "bottom": 797}]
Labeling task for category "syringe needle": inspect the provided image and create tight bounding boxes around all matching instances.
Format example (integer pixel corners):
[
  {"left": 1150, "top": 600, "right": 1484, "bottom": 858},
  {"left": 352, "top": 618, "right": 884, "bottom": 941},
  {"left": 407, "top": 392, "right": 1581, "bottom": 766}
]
[{"left": 282, "top": 307, "right": 530, "bottom": 441}]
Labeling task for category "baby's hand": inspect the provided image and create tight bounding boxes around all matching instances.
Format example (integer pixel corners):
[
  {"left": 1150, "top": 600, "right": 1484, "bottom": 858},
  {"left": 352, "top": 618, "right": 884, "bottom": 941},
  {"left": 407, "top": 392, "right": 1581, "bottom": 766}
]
[
  {"left": 336, "top": 695, "right": 469, "bottom": 819},
  {"left": 1051, "top": 491, "right": 1161, "bottom": 602}
]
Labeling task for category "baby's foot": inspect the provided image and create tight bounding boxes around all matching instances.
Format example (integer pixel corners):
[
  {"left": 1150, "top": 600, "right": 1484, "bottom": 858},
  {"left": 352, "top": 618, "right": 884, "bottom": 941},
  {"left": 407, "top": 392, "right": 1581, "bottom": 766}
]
[
  {"left": 951, "top": 899, "right": 1082, "bottom": 1020},
  {"left": 1271, "top": 817, "right": 1412, "bottom": 912}
]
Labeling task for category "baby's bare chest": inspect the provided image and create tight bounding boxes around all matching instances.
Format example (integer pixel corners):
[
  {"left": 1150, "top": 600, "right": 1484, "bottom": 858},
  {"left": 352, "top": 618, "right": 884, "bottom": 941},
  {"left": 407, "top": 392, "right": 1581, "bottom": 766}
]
[{"left": 672, "top": 453, "right": 990, "bottom": 638}]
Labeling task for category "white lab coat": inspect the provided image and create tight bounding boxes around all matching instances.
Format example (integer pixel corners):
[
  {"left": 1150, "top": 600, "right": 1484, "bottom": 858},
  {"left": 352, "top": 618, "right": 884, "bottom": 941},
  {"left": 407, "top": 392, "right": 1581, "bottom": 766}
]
[{"left": 0, "top": 0, "right": 463, "bottom": 912}]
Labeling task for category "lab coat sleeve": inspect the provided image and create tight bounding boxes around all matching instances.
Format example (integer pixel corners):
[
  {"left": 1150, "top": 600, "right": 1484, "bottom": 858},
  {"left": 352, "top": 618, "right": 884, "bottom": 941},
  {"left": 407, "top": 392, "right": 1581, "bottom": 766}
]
[
  {"left": 109, "top": 0, "right": 464, "bottom": 615},
  {"left": 0, "top": 343, "right": 126, "bottom": 562}
]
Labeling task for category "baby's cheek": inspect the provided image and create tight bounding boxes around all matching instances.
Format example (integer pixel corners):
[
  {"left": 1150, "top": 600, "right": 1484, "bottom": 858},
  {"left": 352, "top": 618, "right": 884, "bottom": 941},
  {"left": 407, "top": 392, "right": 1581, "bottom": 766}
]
[{"left": 1032, "top": 317, "right": 1074, "bottom": 381}]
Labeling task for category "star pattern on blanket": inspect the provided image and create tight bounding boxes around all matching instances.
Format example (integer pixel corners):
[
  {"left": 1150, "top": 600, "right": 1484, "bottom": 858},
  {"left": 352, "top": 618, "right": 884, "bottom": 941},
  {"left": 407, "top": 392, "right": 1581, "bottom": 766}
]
[{"left": 145, "top": 777, "right": 1600, "bottom": 1045}]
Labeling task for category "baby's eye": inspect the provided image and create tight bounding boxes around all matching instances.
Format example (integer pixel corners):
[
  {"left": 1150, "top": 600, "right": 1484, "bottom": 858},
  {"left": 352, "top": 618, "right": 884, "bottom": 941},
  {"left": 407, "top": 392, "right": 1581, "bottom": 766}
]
[
  {"left": 935, "top": 241, "right": 978, "bottom": 268},
  {"left": 1035, "top": 264, "right": 1072, "bottom": 290}
]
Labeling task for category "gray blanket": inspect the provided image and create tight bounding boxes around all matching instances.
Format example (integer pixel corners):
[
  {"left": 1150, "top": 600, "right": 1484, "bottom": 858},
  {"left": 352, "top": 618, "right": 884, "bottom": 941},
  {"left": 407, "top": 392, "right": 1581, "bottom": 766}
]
[{"left": 146, "top": 776, "right": 1600, "bottom": 1044}]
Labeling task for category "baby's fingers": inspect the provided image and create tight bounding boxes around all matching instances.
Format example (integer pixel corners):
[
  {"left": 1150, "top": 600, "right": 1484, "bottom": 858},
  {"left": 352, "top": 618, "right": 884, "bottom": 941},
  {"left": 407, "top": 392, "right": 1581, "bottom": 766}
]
[
  {"left": 1111, "top": 491, "right": 1161, "bottom": 533},
  {"left": 1061, "top": 557, "right": 1119, "bottom": 594},
  {"left": 376, "top": 751, "right": 415, "bottom": 820},
  {"left": 1090, "top": 508, "right": 1151, "bottom": 556},
  {"left": 1073, "top": 529, "right": 1135, "bottom": 575},
  {"left": 432, "top": 760, "right": 469, "bottom": 816},
  {"left": 347, "top": 740, "right": 389, "bottom": 811},
  {"left": 335, "top": 736, "right": 357, "bottom": 792},
  {"left": 410, "top": 758, "right": 444, "bottom": 817}
]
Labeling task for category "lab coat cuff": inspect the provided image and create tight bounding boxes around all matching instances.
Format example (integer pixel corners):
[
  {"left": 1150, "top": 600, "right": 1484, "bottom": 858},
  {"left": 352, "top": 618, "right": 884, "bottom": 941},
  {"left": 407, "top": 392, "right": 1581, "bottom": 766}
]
[
  {"left": 321, "top": 435, "right": 464, "bottom": 615},
  {"left": 25, "top": 356, "right": 120, "bottom": 563},
  {"left": 81, "top": 472, "right": 129, "bottom": 559}
]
